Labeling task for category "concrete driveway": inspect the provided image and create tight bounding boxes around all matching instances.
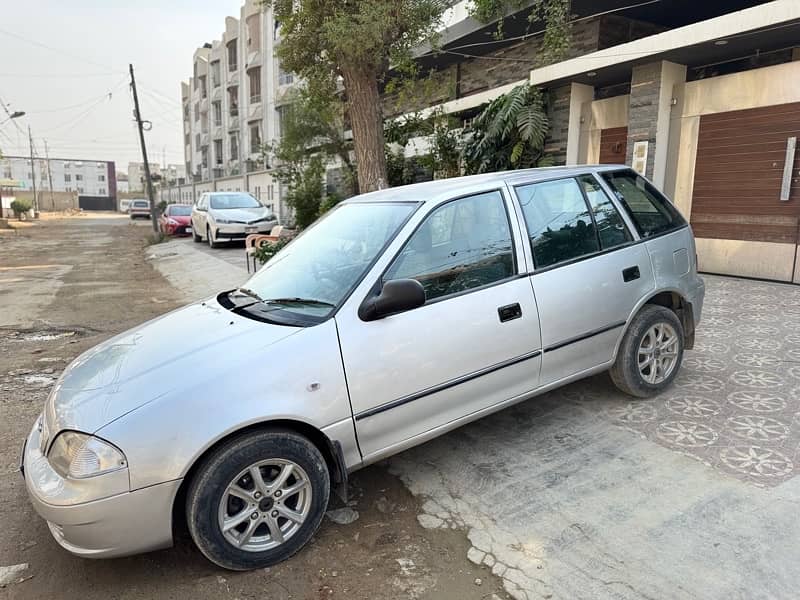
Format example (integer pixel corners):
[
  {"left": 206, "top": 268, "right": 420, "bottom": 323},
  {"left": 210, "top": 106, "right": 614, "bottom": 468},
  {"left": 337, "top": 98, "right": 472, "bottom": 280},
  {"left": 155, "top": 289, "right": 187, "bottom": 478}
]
[{"left": 388, "top": 275, "right": 800, "bottom": 600}]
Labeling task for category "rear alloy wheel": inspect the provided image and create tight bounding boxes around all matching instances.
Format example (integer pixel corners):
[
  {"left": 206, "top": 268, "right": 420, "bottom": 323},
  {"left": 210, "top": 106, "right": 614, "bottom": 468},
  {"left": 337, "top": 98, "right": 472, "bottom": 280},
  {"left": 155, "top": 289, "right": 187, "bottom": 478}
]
[
  {"left": 610, "top": 304, "right": 684, "bottom": 398},
  {"left": 207, "top": 226, "right": 218, "bottom": 249},
  {"left": 186, "top": 429, "right": 330, "bottom": 570}
]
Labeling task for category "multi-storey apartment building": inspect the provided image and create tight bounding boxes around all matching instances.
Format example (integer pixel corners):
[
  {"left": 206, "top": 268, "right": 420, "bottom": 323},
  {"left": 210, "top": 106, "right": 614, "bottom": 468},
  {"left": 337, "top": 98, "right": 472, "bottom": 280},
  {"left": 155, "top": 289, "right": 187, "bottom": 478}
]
[
  {"left": 0, "top": 155, "right": 116, "bottom": 198},
  {"left": 171, "top": 0, "right": 291, "bottom": 217}
]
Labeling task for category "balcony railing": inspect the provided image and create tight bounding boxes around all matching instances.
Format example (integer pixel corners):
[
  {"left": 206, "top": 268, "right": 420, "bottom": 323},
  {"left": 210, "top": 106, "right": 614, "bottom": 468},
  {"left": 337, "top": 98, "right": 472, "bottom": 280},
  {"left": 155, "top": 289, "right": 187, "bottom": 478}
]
[{"left": 250, "top": 94, "right": 261, "bottom": 104}]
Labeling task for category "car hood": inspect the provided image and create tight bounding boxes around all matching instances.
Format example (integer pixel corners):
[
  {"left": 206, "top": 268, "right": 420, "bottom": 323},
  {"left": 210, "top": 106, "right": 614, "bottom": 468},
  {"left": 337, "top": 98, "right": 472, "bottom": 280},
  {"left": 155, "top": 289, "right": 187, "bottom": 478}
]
[
  {"left": 44, "top": 298, "right": 300, "bottom": 435},
  {"left": 209, "top": 207, "right": 270, "bottom": 222}
]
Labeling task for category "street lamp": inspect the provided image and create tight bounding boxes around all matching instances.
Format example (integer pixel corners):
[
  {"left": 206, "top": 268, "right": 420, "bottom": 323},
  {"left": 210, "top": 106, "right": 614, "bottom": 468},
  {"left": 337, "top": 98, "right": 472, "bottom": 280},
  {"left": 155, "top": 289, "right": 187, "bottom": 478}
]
[
  {"left": 0, "top": 110, "right": 25, "bottom": 219},
  {"left": 0, "top": 110, "right": 25, "bottom": 126}
]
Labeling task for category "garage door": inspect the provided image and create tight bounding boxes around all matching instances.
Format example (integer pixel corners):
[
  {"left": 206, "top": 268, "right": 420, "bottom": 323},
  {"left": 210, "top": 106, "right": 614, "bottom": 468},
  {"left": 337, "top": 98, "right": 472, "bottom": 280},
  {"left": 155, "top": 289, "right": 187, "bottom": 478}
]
[
  {"left": 690, "top": 102, "right": 800, "bottom": 282},
  {"left": 599, "top": 126, "right": 628, "bottom": 164}
]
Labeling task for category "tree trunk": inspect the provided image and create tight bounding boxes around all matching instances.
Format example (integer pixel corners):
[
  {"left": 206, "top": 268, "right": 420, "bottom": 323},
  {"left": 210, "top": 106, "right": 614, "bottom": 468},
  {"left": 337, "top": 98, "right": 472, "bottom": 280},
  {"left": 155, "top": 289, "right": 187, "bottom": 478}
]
[{"left": 341, "top": 65, "right": 387, "bottom": 193}]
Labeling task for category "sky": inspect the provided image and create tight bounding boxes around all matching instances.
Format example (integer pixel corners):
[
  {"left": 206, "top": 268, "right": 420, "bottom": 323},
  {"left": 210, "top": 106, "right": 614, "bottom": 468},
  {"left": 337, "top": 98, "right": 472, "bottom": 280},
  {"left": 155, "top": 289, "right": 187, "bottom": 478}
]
[{"left": 0, "top": 0, "right": 244, "bottom": 172}]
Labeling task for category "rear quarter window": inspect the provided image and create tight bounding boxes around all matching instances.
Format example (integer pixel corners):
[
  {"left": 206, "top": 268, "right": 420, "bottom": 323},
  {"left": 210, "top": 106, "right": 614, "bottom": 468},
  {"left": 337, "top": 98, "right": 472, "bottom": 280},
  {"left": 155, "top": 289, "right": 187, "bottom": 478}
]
[{"left": 601, "top": 170, "right": 686, "bottom": 238}]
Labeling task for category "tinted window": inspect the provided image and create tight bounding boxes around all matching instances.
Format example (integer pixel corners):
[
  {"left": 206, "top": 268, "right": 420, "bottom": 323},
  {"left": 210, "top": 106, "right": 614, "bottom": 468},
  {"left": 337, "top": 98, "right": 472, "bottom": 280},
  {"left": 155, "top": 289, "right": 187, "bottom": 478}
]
[
  {"left": 132, "top": 201, "right": 148, "bottom": 208},
  {"left": 601, "top": 170, "right": 685, "bottom": 238},
  {"left": 517, "top": 178, "right": 599, "bottom": 268},
  {"left": 210, "top": 193, "right": 261, "bottom": 209},
  {"left": 384, "top": 191, "right": 515, "bottom": 302},
  {"left": 578, "top": 175, "right": 632, "bottom": 249}
]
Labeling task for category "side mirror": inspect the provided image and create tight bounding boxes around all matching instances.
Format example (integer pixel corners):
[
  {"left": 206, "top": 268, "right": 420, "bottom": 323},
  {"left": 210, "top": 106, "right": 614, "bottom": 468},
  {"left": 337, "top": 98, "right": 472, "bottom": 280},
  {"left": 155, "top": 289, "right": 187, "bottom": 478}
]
[{"left": 359, "top": 279, "right": 426, "bottom": 321}]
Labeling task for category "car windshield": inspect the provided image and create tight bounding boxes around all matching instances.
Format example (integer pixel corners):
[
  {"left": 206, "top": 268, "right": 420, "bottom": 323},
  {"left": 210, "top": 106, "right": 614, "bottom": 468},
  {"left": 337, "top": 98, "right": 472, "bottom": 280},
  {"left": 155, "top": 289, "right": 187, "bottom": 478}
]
[
  {"left": 210, "top": 193, "right": 261, "bottom": 210},
  {"left": 168, "top": 205, "right": 192, "bottom": 216},
  {"left": 240, "top": 202, "right": 417, "bottom": 321},
  {"left": 133, "top": 201, "right": 148, "bottom": 207}
]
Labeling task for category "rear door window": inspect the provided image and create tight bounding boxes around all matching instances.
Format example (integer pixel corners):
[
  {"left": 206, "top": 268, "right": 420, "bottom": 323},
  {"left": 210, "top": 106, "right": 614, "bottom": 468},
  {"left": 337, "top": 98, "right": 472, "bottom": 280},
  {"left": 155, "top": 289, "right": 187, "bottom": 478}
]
[
  {"left": 516, "top": 178, "right": 599, "bottom": 268},
  {"left": 577, "top": 175, "right": 632, "bottom": 249},
  {"left": 601, "top": 170, "right": 685, "bottom": 238}
]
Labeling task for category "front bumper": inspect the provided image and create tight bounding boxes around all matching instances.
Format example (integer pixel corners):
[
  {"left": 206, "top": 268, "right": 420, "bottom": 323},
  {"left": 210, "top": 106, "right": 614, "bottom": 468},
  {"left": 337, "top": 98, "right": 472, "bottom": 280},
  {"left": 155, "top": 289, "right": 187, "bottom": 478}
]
[
  {"left": 22, "top": 420, "right": 180, "bottom": 559},
  {"left": 214, "top": 221, "right": 277, "bottom": 240}
]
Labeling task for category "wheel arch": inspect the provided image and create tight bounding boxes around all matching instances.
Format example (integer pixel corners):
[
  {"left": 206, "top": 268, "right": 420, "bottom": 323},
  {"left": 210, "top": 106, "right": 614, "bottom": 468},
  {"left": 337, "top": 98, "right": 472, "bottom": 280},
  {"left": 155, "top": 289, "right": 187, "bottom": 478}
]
[
  {"left": 613, "top": 288, "right": 695, "bottom": 361},
  {"left": 170, "top": 418, "right": 347, "bottom": 537}
]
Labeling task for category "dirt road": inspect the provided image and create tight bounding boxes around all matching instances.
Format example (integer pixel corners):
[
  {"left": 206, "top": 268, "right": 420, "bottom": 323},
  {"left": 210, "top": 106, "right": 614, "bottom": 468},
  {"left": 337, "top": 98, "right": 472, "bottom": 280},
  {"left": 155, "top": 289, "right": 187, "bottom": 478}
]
[{"left": 0, "top": 217, "right": 504, "bottom": 600}]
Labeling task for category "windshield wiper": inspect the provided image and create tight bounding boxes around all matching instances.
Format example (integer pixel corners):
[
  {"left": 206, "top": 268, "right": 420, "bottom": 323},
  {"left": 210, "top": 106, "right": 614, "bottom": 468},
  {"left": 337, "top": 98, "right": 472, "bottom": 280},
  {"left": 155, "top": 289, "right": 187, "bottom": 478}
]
[
  {"left": 263, "top": 297, "right": 335, "bottom": 308},
  {"left": 235, "top": 287, "right": 265, "bottom": 302}
]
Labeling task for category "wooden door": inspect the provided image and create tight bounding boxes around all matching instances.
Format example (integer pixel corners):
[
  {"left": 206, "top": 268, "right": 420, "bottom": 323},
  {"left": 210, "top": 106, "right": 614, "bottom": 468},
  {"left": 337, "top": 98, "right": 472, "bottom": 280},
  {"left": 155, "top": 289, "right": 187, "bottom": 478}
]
[
  {"left": 599, "top": 127, "right": 628, "bottom": 165},
  {"left": 690, "top": 103, "right": 800, "bottom": 282}
]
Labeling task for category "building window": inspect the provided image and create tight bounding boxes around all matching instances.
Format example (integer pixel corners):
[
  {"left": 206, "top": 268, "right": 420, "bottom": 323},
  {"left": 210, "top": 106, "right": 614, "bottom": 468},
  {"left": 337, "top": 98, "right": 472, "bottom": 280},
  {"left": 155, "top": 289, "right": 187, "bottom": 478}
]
[
  {"left": 250, "top": 124, "right": 261, "bottom": 155},
  {"left": 66, "top": 186, "right": 72, "bottom": 192},
  {"left": 248, "top": 68, "right": 261, "bottom": 104},
  {"left": 229, "top": 87, "right": 239, "bottom": 116},
  {"left": 194, "top": 103, "right": 200, "bottom": 121},
  {"left": 98, "top": 174, "right": 105, "bottom": 182},
  {"left": 64, "top": 174, "right": 71, "bottom": 182},
  {"left": 201, "top": 147, "right": 208, "bottom": 168},
  {"left": 199, "top": 75, "right": 207, "bottom": 99},
  {"left": 185, "top": 132, "right": 191, "bottom": 146},
  {"left": 230, "top": 133, "right": 239, "bottom": 161},
  {"left": 98, "top": 188, "right": 106, "bottom": 195},
  {"left": 227, "top": 40, "right": 238, "bottom": 72},
  {"left": 212, "top": 101, "right": 222, "bottom": 127},
  {"left": 64, "top": 162, "right": 71, "bottom": 169},
  {"left": 195, "top": 133, "right": 201, "bottom": 147},
  {"left": 77, "top": 187, "right": 84, "bottom": 193},
  {"left": 278, "top": 66, "right": 294, "bottom": 86},
  {"left": 214, "top": 139, "right": 223, "bottom": 165},
  {"left": 211, "top": 61, "right": 221, "bottom": 88},
  {"left": 75, "top": 174, "right": 83, "bottom": 181},
  {"left": 276, "top": 105, "right": 289, "bottom": 139},
  {"left": 246, "top": 15, "right": 261, "bottom": 51}
]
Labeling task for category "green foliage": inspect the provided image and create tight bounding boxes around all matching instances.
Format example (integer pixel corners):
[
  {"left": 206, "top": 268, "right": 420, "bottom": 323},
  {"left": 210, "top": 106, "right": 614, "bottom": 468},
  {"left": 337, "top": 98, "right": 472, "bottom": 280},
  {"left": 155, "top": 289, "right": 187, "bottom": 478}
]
[
  {"left": 266, "top": 81, "right": 357, "bottom": 196},
  {"left": 282, "top": 156, "right": 337, "bottom": 230},
  {"left": 10, "top": 198, "right": 31, "bottom": 218},
  {"left": 462, "top": 84, "right": 550, "bottom": 174},
  {"left": 253, "top": 237, "right": 291, "bottom": 264},
  {"left": 469, "top": 0, "right": 571, "bottom": 64},
  {"left": 385, "top": 108, "right": 462, "bottom": 180}
]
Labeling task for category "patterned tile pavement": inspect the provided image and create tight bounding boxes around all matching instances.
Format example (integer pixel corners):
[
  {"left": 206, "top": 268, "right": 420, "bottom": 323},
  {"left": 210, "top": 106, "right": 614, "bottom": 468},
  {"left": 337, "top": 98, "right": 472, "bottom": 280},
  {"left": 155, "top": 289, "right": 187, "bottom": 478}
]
[{"left": 563, "top": 274, "right": 800, "bottom": 488}]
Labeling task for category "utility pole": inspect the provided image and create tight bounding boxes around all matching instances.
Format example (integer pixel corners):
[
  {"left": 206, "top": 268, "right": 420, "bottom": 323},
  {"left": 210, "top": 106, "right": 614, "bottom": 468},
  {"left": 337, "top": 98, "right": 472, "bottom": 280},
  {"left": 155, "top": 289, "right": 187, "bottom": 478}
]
[
  {"left": 44, "top": 139, "right": 55, "bottom": 211},
  {"left": 28, "top": 125, "right": 38, "bottom": 217},
  {"left": 129, "top": 63, "right": 158, "bottom": 233}
]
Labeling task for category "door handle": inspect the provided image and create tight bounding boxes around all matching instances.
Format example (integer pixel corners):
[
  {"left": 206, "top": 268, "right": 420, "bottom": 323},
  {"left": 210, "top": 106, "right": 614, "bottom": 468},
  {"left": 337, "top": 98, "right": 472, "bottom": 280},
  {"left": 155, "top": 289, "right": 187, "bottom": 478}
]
[
  {"left": 498, "top": 303, "right": 522, "bottom": 323},
  {"left": 622, "top": 266, "right": 640, "bottom": 282}
]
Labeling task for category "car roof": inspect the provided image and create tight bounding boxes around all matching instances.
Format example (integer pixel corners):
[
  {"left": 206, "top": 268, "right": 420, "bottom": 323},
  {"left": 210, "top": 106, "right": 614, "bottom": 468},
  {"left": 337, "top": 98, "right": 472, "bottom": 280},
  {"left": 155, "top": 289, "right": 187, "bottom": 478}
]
[{"left": 343, "top": 165, "right": 628, "bottom": 205}]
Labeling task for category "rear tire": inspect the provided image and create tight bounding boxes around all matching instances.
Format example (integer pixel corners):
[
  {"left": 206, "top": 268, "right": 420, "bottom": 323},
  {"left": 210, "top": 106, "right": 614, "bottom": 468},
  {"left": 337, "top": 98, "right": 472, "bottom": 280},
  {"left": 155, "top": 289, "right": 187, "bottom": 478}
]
[
  {"left": 610, "top": 304, "right": 684, "bottom": 398},
  {"left": 186, "top": 429, "right": 330, "bottom": 571}
]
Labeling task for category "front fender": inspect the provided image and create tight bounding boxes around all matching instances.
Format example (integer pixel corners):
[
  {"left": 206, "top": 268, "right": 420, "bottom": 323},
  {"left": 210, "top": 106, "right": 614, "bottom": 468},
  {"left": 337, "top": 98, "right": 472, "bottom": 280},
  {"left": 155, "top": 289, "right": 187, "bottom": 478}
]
[{"left": 97, "top": 319, "right": 352, "bottom": 490}]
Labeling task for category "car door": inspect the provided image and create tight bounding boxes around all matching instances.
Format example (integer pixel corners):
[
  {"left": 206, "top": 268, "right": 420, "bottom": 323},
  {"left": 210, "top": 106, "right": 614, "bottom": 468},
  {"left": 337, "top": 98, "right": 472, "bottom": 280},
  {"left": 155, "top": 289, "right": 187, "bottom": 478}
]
[
  {"left": 512, "top": 174, "right": 655, "bottom": 385},
  {"left": 336, "top": 189, "right": 542, "bottom": 460}
]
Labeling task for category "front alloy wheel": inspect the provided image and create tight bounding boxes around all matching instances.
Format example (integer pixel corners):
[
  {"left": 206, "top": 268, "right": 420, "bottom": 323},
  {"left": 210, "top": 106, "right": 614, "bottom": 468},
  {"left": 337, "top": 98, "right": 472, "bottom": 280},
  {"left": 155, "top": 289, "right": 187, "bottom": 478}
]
[
  {"left": 218, "top": 459, "right": 312, "bottom": 552},
  {"left": 186, "top": 429, "right": 330, "bottom": 570}
]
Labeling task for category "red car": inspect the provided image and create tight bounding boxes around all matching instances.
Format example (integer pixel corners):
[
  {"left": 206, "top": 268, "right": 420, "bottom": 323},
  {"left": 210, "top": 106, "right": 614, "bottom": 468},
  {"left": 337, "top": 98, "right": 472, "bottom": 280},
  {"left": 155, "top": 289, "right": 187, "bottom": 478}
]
[{"left": 159, "top": 204, "right": 193, "bottom": 236}]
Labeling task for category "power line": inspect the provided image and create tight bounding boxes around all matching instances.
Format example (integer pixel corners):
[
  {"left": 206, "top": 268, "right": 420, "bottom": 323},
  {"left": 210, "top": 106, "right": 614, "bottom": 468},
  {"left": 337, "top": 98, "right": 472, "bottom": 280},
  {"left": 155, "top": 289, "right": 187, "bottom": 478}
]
[{"left": 0, "top": 27, "right": 124, "bottom": 74}]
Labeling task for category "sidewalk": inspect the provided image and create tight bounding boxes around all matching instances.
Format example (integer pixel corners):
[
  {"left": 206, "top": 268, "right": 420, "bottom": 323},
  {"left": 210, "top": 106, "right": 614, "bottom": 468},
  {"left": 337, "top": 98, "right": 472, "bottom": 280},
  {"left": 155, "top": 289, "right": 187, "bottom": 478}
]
[{"left": 146, "top": 239, "right": 249, "bottom": 302}]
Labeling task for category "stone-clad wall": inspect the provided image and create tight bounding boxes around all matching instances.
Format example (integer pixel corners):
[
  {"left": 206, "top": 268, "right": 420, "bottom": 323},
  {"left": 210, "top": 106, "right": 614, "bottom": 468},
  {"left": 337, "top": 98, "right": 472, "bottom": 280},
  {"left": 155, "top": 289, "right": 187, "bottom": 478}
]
[{"left": 625, "top": 62, "right": 663, "bottom": 177}]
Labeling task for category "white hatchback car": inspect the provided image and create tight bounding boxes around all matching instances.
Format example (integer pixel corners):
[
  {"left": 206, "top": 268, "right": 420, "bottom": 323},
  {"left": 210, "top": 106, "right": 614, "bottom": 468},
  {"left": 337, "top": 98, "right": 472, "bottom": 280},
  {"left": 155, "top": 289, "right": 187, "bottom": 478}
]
[
  {"left": 191, "top": 192, "right": 278, "bottom": 248},
  {"left": 23, "top": 167, "right": 703, "bottom": 571}
]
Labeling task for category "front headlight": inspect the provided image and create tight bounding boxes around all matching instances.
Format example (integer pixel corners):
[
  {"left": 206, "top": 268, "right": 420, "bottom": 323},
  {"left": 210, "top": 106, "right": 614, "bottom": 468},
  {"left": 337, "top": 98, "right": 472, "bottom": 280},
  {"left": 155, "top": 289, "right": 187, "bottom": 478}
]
[
  {"left": 166, "top": 218, "right": 178, "bottom": 225},
  {"left": 47, "top": 431, "right": 127, "bottom": 479}
]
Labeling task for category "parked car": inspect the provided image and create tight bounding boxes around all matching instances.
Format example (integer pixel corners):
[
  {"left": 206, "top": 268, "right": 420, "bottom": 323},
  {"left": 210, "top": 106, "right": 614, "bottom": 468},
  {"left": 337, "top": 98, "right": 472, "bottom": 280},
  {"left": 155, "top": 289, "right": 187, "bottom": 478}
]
[
  {"left": 21, "top": 166, "right": 703, "bottom": 570},
  {"left": 191, "top": 192, "right": 277, "bottom": 248},
  {"left": 128, "top": 199, "right": 150, "bottom": 219},
  {"left": 159, "top": 204, "right": 193, "bottom": 236}
]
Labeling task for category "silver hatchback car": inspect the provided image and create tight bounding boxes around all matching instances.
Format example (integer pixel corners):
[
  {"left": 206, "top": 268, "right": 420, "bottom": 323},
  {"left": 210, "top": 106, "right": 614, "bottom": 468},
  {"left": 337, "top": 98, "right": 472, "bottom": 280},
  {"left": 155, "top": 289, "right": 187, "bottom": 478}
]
[{"left": 22, "top": 166, "right": 704, "bottom": 570}]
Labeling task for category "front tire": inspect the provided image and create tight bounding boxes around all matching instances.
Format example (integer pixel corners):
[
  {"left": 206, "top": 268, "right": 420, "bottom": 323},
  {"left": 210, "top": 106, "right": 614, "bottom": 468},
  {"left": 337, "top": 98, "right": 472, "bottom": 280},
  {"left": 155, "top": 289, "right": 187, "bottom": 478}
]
[
  {"left": 186, "top": 429, "right": 330, "bottom": 570},
  {"left": 610, "top": 305, "right": 684, "bottom": 398},
  {"left": 207, "top": 226, "right": 218, "bottom": 249},
  {"left": 192, "top": 225, "right": 201, "bottom": 243}
]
